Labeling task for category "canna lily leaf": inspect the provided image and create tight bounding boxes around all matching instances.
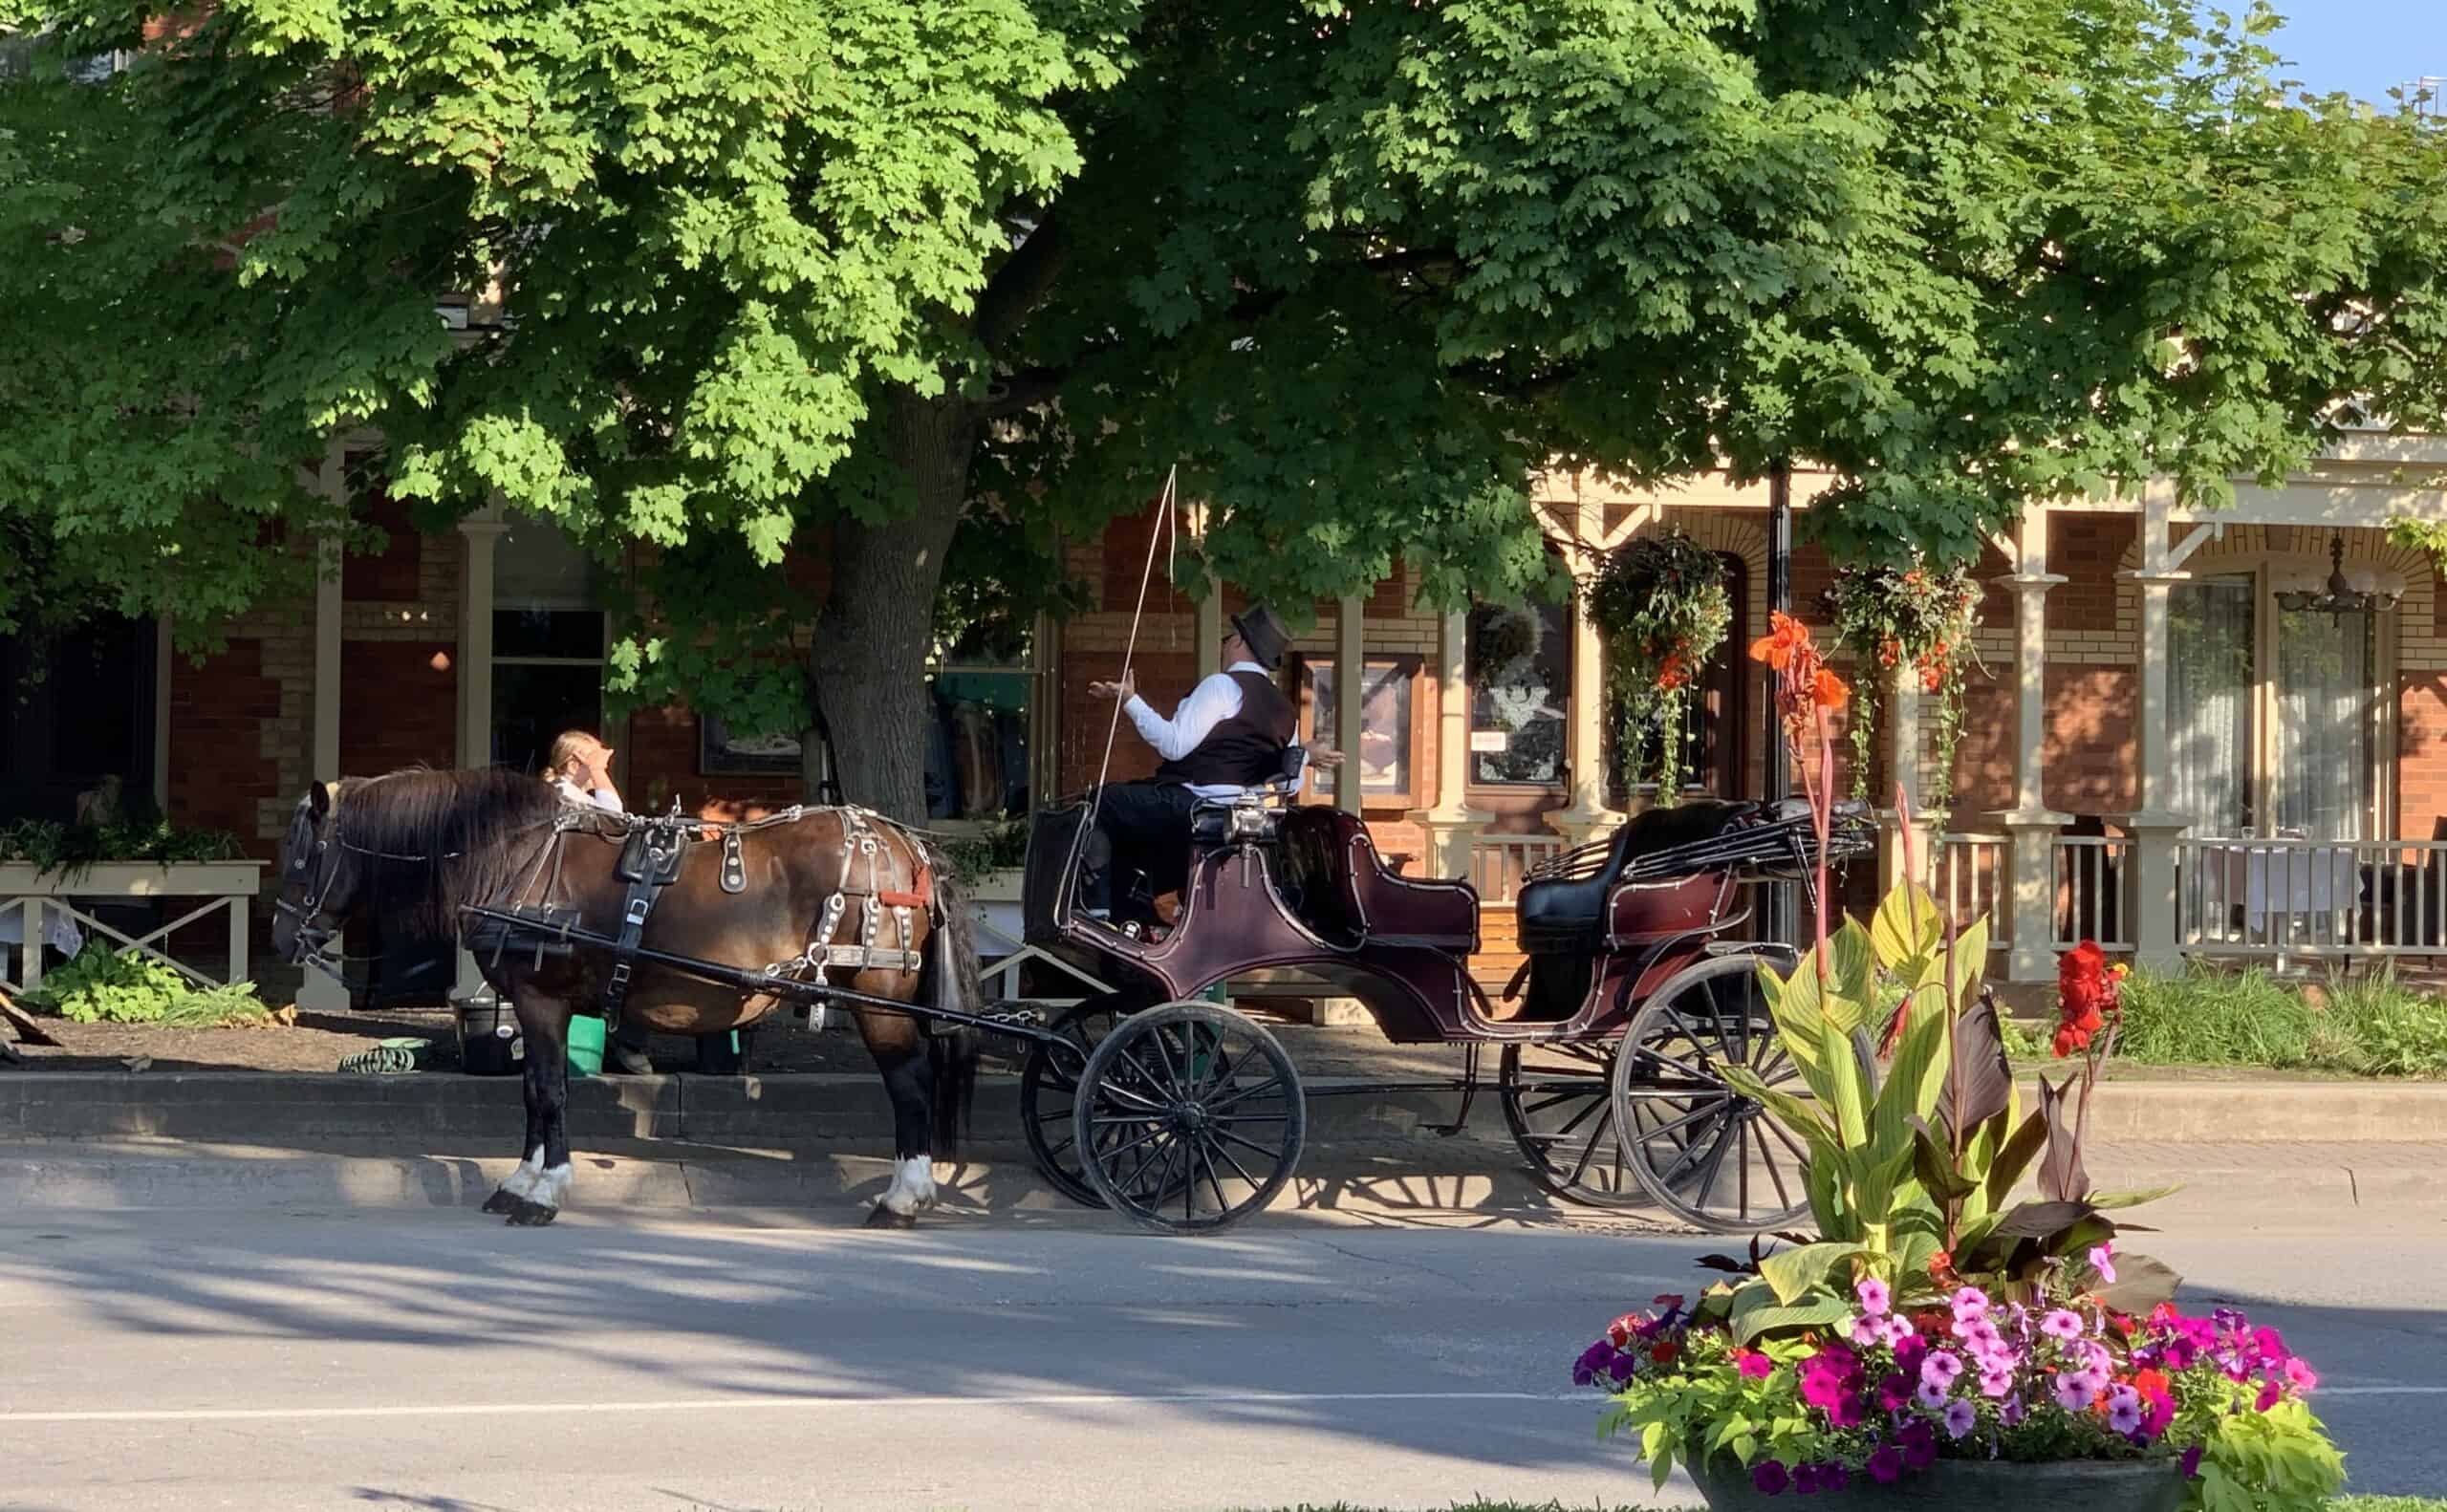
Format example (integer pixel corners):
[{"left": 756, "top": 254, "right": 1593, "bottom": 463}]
[
  {"left": 2088, "top": 1184, "right": 2183, "bottom": 1211},
  {"left": 2034, "top": 1071, "right": 2090, "bottom": 1202},
  {"left": 2097, "top": 1252, "right": 2183, "bottom": 1315},
  {"left": 1910, "top": 1115, "right": 1981, "bottom": 1199},
  {"left": 1984, "top": 1105, "right": 2049, "bottom": 1209},
  {"left": 1757, "top": 1241, "right": 1868, "bottom": 1305},
  {"left": 1938, "top": 986, "right": 2015, "bottom": 1146}
]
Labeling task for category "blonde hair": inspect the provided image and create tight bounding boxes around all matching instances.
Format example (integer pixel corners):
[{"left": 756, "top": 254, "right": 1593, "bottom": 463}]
[{"left": 542, "top": 729, "right": 597, "bottom": 783}]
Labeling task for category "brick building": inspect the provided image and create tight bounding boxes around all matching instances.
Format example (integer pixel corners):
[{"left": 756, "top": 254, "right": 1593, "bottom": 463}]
[{"left": 13, "top": 435, "right": 2447, "bottom": 999}]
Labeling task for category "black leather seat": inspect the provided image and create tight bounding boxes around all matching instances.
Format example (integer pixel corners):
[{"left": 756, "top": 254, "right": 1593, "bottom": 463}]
[{"left": 1515, "top": 800, "right": 1749, "bottom": 952}]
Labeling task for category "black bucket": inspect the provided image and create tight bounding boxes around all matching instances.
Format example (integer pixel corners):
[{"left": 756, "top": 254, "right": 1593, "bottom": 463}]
[{"left": 456, "top": 997, "right": 524, "bottom": 1077}]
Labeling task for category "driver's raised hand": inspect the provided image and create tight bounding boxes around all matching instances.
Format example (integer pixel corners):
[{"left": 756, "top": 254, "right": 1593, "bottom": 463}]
[{"left": 1088, "top": 667, "right": 1137, "bottom": 702}]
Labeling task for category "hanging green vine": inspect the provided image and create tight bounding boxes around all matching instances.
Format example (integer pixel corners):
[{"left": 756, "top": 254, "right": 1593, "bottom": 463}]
[
  {"left": 1827, "top": 559, "right": 1981, "bottom": 809},
  {"left": 1587, "top": 531, "right": 1731, "bottom": 805}
]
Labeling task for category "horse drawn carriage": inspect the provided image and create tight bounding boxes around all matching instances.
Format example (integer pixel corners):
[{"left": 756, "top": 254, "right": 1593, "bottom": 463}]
[{"left": 272, "top": 756, "right": 1868, "bottom": 1235}]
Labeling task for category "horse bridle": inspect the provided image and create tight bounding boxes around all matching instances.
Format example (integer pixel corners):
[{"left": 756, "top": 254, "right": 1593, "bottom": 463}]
[{"left": 274, "top": 827, "right": 353, "bottom": 983}]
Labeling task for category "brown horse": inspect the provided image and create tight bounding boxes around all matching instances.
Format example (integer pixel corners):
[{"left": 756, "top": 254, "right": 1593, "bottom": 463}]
[{"left": 269, "top": 768, "right": 981, "bottom": 1227}]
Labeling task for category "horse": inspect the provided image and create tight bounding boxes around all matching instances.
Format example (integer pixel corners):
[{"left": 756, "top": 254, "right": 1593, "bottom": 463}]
[{"left": 269, "top": 768, "right": 982, "bottom": 1227}]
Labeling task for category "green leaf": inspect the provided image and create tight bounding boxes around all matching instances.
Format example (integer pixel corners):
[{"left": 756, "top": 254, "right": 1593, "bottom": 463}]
[
  {"left": 1731, "top": 1294, "right": 1853, "bottom": 1345},
  {"left": 1910, "top": 1118, "right": 1980, "bottom": 1200},
  {"left": 1757, "top": 1242, "right": 1867, "bottom": 1305},
  {"left": 2088, "top": 1184, "right": 2183, "bottom": 1211},
  {"left": 1822, "top": 1016, "right": 1871, "bottom": 1149},
  {"left": 1984, "top": 1107, "right": 2050, "bottom": 1209},
  {"left": 1869, "top": 881, "right": 1942, "bottom": 970}
]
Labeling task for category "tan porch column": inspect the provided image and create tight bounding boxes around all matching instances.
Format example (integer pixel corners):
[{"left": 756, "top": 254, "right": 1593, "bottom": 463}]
[
  {"left": 1333, "top": 593, "right": 1365, "bottom": 814},
  {"left": 456, "top": 513, "right": 506, "bottom": 768},
  {"left": 1196, "top": 581, "right": 1223, "bottom": 677},
  {"left": 1878, "top": 670, "right": 1940, "bottom": 891},
  {"left": 1409, "top": 608, "right": 1483, "bottom": 882},
  {"left": 1552, "top": 493, "right": 1628, "bottom": 846},
  {"left": 2120, "top": 485, "right": 2190, "bottom": 972},
  {"left": 454, "top": 511, "right": 507, "bottom": 1001},
  {"left": 1994, "top": 508, "right": 2070, "bottom": 981},
  {"left": 299, "top": 445, "right": 349, "bottom": 1012}
]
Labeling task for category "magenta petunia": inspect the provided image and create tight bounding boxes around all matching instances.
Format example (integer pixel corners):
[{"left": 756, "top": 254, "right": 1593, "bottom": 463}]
[
  {"left": 1897, "top": 1419, "right": 1938, "bottom": 1471},
  {"left": 1875, "top": 1372, "right": 1914, "bottom": 1411},
  {"left": 1752, "top": 1459, "right": 1791, "bottom": 1496},
  {"left": 2256, "top": 1378, "right": 2284, "bottom": 1412},
  {"left": 1737, "top": 1350, "right": 1776, "bottom": 1381}
]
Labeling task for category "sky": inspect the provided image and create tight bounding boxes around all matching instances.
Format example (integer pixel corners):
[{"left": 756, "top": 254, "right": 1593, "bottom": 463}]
[{"left": 2264, "top": 0, "right": 2447, "bottom": 104}]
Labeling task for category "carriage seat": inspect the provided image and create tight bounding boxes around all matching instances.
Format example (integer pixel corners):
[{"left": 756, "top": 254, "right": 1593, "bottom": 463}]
[
  {"left": 1514, "top": 800, "right": 1750, "bottom": 953},
  {"left": 1276, "top": 807, "right": 1476, "bottom": 949}
]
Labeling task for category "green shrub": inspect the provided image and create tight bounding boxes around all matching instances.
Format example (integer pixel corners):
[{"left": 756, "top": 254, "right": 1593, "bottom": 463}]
[
  {"left": 0, "top": 818, "right": 244, "bottom": 882},
  {"left": 23, "top": 945, "right": 270, "bottom": 1027}
]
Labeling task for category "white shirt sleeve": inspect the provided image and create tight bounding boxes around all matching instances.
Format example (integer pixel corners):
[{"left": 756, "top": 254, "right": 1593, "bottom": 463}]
[
  {"left": 589, "top": 788, "right": 625, "bottom": 814},
  {"left": 551, "top": 778, "right": 624, "bottom": 814},
  {"left": 1123, "top": 673, "right": 1245, "bottom": 762}
]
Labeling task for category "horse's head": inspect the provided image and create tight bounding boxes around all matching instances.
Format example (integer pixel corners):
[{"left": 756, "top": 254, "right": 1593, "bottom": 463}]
[{"left": 271, "top": 781, "right": 350, "bottom": 966}]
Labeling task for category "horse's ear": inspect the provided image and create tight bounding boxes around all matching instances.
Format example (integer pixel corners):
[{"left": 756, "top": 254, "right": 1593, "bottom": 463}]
[{"left": 311, "top": 781, "right": 340, "bottom": 820}]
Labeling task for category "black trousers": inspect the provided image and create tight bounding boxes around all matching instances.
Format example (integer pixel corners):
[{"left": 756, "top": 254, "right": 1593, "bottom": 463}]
[{"left": 1081, "top": 781, "right": 1202, "bottom": 919}]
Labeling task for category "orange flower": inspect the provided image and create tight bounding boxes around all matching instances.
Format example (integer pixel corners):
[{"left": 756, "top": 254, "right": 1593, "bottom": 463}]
[
  {"left": 1749, "top": 612, "right": 1810, "bottom": 672},
  {"left": 1810, "top": 667, "right": 1849, "bottom": 710}
]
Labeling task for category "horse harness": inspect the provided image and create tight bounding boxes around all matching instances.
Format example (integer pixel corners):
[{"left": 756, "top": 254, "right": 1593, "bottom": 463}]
[{"left": 478, "top": 803, "right": 938, "bottom": 1025}]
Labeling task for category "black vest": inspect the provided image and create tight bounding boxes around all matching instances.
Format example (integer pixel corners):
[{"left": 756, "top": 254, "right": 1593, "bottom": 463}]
[{"left": 1155, "top": 670, "right": 1296, "bottom": 788}]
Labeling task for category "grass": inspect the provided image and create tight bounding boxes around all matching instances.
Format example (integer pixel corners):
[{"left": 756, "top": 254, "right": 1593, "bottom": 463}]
[{"left": 2105, "top": 965, "right": 2447, "bottom": 1077}]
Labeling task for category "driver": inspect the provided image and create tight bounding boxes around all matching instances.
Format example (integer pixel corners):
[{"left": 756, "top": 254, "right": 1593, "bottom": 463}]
[{"left": 1083, "top": 603, "right": 1333, "bottom": 926}]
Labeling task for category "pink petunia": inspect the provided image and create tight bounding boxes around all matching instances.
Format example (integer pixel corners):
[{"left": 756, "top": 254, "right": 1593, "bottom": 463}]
[
  {"left": 2052, "top": 1371, "right": 2100, "bottom": 1413},
  {"left": 1916, "top": 1377, "right": 1950, "bottom": 1409},
  {"left": 2285, "top": 1357, "right": 2319, "bottom": 1393},
  {"left": 2041, "top": 1309, "right": 2085, "bottom": 1341},
  {"left": 2090, "top": 1241, "right": 2116, "bottom": 1285},
  {"left": 1950, "top": 1286, "right": 1989, "bottom": 1323},
  {"left": 1943, "top": 1398, "right": 1977, "bottom": 1439},
  {"left": 1979, "top": 1367, "right": 2015, "bottom": 1399},
  {"left": 1856, "top": 1277, "right": 1892, "bottom": 1317},
  {"left": 1920, "top": 1350, "right": 1964, "bottom": 1389}
]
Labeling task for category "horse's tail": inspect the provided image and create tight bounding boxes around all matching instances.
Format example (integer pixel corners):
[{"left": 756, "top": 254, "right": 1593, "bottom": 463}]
[{"left": 920, "top": 855, "right": 983, "bottom": 1164}]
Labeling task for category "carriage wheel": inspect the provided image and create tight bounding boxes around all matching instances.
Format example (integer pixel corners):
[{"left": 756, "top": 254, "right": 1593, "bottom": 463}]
[
  {"left": 1072, "top": 1002, "right": 1306, "bottom": 1235},
  {"left": 1019, "top": 993, "right": 1137, "bottom": 1209},
  {"left": 1497, "top": 1042, "right": 1641, "bottom": 1208},
  {"left": 1613, "top": 953, "right": 1811, "bottom": 1234}
]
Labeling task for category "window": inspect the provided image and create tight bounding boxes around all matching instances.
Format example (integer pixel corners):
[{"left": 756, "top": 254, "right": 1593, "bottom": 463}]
[
  {"left": 491, "top": 525, "right": 607, "bottom": 776},
  {"left": 1294, "top": 654, "right": 1421, "bottom": 806},
  {"left": 1466, "top": 596, "right": 1570, "bottom": 787},
  {"left": 2169, "top": 568, "right": 2383, "bottom": 842},
  {"left": 925, "top": 623, "right": 1036, "bottom": 823}
]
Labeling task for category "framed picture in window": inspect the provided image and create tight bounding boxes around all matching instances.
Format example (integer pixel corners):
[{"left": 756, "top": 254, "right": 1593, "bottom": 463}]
[
  {"left": 699, "top": 714, "right": 804, "bottom": 776},
  {"left": 1293, "top": 653, "right": 1424, "bottom": 807}
]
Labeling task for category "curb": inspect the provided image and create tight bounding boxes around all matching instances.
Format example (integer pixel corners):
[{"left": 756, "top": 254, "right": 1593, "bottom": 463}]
[{"left": 5, "top": 1070, "right": 2446, "bottom": 1145}]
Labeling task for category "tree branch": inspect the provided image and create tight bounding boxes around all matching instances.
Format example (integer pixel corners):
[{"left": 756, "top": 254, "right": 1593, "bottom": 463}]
[
  {"left": 976, "top": 365, "right": 1070, "bottom": 419},
  {"left": 974, "top": 212, "right": 1067, "bottom": 357}
]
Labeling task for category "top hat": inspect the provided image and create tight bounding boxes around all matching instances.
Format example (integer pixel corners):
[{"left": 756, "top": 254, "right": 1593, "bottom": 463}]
[{"left": 1227, "top": 603, "right": 1291, "bottom": 671}]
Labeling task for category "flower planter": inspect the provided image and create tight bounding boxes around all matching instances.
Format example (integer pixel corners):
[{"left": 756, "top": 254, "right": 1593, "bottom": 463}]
[{"left": 1685, "top": 1449, "right": 2185, "bottom": 1512}]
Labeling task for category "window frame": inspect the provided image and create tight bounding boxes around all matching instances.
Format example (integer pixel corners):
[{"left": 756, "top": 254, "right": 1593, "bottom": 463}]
[
  {"left": 1288, "top": 650, "right": 1428, "bottom": 810},
  {"left": 1462, "top": 592, "right": 1574, "bottom": 796}
]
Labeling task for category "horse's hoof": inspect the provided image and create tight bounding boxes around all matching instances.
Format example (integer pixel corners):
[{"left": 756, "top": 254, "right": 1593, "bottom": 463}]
[
  {"left": 481, "top": 1188, "right": 519, "bottom": 1216},
  {"left": 506, "top": 1198, "right": 559, "bottom": 1227},
  {"left": 863, "top": 1203, "right": 919, "bottom": 1230}
]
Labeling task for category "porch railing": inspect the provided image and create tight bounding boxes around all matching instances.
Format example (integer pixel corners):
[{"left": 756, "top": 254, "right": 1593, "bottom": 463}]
[
  {"left": 2054, "top": 835, "right": 2135, "bottom": 952},
  {"left": 1470, "top": 834, "right": 1568, "bottom": 905},
  {"left": 1938, "top": 833, "right": 2010, "bottom": 952},
  {"left": 2178, "top": 836, "right": 2447, "bottom": 959}
]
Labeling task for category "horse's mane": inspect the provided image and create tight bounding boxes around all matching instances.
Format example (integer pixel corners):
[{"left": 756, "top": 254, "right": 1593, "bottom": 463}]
[{"left": 336, "top": 767, "right": 568, "bottom": 939}]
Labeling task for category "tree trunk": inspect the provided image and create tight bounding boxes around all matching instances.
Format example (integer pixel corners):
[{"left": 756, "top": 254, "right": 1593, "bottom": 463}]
[{"left": 806, "top": 388, "right": 977, "bottom": 824}]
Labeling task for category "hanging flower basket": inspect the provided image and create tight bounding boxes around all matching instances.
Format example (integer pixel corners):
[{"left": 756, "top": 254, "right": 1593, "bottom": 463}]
[
  {"left": 1588, "top": 531, "right": 1732, "bottom": 802},
  {"left": 1826, "top": 562, "right": 1981, "bottom": 808}
]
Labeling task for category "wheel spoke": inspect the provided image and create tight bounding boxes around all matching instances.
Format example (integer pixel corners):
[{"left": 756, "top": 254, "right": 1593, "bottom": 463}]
[
  {"left": 1205, "top": 1074, "right": 1287, "bottom": 1114},
  {"left": 1562, "top": 1115, "right": 1615, "bottom": 1189},
  {"left": 1760, "top": 1124, "right": 1796, "bottom": 1211},
  {"left": 1764, "top": 1116, "right": 1812, "bottom": 1166},
  {"left": 1116, "top": 1042, "right": 1179, "bottom": 1101},
  {"left": 1210, "top": 1138, "right": 1262, "bottom": 1189},
  {"left": 1654, "top": 1111, "right": 1736, "bottom": 1187},
  {"left": 1216, "top": 1127, "right": 1287, "bottom": 1163},
  {"left": 1631, "top": 1097, "right": 1730, "bottom": 1148},
  {"left": 1546, "top": 1091, "right": 1607, "bottom": 1142}
]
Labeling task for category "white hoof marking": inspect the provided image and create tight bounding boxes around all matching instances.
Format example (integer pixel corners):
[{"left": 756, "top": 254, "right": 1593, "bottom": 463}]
[
  {"left": 499, "top": 1145, "right": 546, "bottom": 1199},
  {"left": 879, "top": 1155, "right": 937, "bottom": 1217},
  {"left": 531, "top": 1162, "right": 573, "bottom": 1210}
]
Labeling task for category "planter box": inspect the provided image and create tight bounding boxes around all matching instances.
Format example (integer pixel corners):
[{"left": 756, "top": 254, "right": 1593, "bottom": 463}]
[
  {"left": 968, "top": 869, "right": 1027, "bottom": 958},
  {"left": 1686, "top": 1449, "right": 2185, "bottom": 1512},
  {"left": 0, "top": 860, "right": 267, "bottom": 993}
]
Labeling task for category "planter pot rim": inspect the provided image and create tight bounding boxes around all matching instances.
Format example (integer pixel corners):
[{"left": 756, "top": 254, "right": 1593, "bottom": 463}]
[{"left": 1684, "top": 1441, "right": 2186, "bottom": 1512}]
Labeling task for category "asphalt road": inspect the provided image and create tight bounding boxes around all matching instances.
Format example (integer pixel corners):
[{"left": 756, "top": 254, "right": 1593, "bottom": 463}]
[{"left": 2, "top": 1202, "right": 2441, "bottom": 1511}]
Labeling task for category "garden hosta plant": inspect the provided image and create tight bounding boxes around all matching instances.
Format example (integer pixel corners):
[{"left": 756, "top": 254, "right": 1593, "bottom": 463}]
[{"left": 25, "top": 945, "right": 271, "bottom": 1026}]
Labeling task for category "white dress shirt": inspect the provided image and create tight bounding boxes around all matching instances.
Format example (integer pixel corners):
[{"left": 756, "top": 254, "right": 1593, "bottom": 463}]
[
  {"left": 1124, "top": 659, "right": 1272, "bottom": 798},
  {"left": 552, "top": 778, "right": 625, "bottom": 814}
]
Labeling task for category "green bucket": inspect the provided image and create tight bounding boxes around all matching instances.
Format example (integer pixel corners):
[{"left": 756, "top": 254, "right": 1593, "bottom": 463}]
[{"left": 567, "top": 1015, "right": 607, "bottom": 1077}]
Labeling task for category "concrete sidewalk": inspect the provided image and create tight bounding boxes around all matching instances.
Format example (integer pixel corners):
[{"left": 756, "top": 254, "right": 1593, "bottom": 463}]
[{"left": 1, "top": 1132, "right": 2436, "bottom": 1226}]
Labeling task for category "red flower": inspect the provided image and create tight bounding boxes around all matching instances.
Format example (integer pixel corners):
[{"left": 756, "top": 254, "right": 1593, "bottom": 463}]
[
  {"left": 1606, "top": 1313, "right": 1641, "bottom": 1347},
  {"left": 1650, "top": 1341, "right": 1679, "bottom": 1365},
  {"left": 1811, "top": 667, "right": 1850, "bottom": 710},
  {"left": 1657, "top": 653, "right": 1687, "bottom": 691},
  {"left": 2056, "top": 940, "right": 2121, "bottom": 1058}
]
